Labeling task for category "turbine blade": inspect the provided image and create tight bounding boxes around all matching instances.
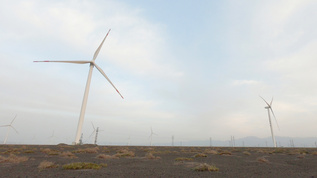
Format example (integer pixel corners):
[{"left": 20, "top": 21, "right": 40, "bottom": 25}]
[
  {"left": 94, "top": 64, "right": 124, "bottom": 99},
  {"left": 10, "top": 126, "right": 19, "bottom": 134},
  {"left": 34, "top": 60, "right": 92, "bottom": 64},
  {"left": 10, "top": 114, "right": 17, "bottom": 125},
  {"left": 91, "top": 122, "right": 95, "bottom": 130},
  {"left": 92, "top": 29, "right": 111, "bottom": 61},
  {"left": 270, "top": 107, "right": 280, "bottom": 130},
  {"left": 259, "top": 95, "right": 270, "bottom": 107},
  {"left": 89, "top": 131, "right": 95, "bottom": 138},
  {"left": 270, "top": 97, "right": 274, "bottom": 106}
]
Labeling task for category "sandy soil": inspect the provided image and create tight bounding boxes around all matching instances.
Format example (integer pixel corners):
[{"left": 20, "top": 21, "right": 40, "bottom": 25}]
[{"left": 0, "top": 144, "right": 316, "bottom": 177}]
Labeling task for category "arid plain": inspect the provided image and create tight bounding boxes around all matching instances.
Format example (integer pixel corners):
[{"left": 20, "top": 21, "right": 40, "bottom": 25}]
[{"left": 0, "top": 144, "right": 317, "bottom": 177}]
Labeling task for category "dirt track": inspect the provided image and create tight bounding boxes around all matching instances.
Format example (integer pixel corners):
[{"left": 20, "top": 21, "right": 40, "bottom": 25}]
[{"left": 0, "top": 144, "right": 316, "bottom": 177}]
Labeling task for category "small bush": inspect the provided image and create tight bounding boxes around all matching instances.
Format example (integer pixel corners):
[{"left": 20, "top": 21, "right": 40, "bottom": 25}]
[
  {"left": 194, "top": 153, "right": 207, "bottom": 158},
  {"left": 96, "top": 154, "right": 118, "bottom": 159},
  {"left": 62, "top": 162, "right": 105, "bottom": 170},
  {"left": 204, "top": 149, "right": 218, "bottom": 154},
  {"left": 60, "top": 151, "right": 77, "bottom": 159},
  {"left": 193, "top": 163, "right": 219, "bottom": 172},
  {"left": 243, "top": 151, "right": 251, "bottom": 155},
  {"left": 38, "top": 161, "right": 59, "bottom": 170},
  {"left": 257, "top": 157, "right": 269, "bottom": 163},
  {"left": 0, "top": 154, "right": 28, "bottom": 163},
  {"left": 218, "top": 151, "right": 232, "bottom": 155},
  {"left": 145, "top": 153, "right": 161, "bottom": 159},
  {"left": 24, "top": 150, "right": 35, "bottom": 154},
  {"left": 175, "top": 157, "right": 193, "bottom": 161},
  {"left": 115, "top": 149, "right": 135, "bottom": 157},
  {"left": 72, "top": 147, "right": 99, "bottom": 153}
]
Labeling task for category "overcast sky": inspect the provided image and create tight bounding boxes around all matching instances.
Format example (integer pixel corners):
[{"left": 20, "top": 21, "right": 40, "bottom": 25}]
[{"left": 1, "top": 0, "right": 316, "bottom": 146}]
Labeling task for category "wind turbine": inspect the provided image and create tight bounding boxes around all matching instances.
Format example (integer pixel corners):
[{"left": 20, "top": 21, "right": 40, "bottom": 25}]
[
  {"left": 89, "top": 122, "right": 97, "bottom": 144},
  {"left": 1, "top": 114, "right": 18, "bottom": 144},
  {"left": 48, "top": 130, "right": 59, "bottom": 145},
  {"left": 149, "top": 127, "right": 157, "bottom": 146},
  {"left": 260, "top": 96, "right": 280, "bottom": 147},
  {"left": 34, "top": 29, "right": 124, "bottom": 145}
]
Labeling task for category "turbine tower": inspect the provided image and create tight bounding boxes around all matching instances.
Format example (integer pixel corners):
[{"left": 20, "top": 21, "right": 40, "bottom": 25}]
[
  {"left": 0, "top": 114, "right": 18, "bottom": 144},
  {"left": 260, "top": 96, "right": 279, "bottom": 147},
  {"left": 34, "top": 29, "right": 124, "bottom": 145}
]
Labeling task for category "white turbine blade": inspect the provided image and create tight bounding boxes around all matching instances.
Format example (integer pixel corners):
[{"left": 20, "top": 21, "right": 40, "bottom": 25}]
[
  {"left": 89, "top": 131, "right": 95, "bottom": 138},
  {"left": 91, "top": 122, "right": 95, "bottom": 130},
  {"left": 34, "top": 60, "right": 92, "bottom": 64},
  {"left": 10, "top": 114, "right": 17, "bottom": 125},
  {"left": 10, "top": 126, "right": 19, "bottom": 134},
  {"left": 270, "top": 97, "right": 274, "bottom": 107},
  {"left": 269, "top": 108, "right": 280, "bottom": 130},
  {"left": 259, "top": 96, "right": 270, "bottom": 107},
  {"left": 92, "top": 29, "right": 111, "bottom": 61},
  {"left": 94, "top": 64, "right": 124, "bottom": 99}
]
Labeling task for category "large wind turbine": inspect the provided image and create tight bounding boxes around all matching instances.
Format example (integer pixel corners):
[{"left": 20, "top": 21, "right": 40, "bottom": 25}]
[
  {"left": 260, "top": 96, "right": 279, "bottom": 147},
  {"left": 1, "top": 114, "right": 18, "bottom": 144},
  {"left": 34, "top": 29, "right": 124, "bottom": 145}
]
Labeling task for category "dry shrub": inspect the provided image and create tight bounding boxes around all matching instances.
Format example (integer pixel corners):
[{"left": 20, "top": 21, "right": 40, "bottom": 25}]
[
  {"left": 218, "top": 151, "right": 232, "bottom": 156},
  {"left": 311, "top": 151, "right": 317, "bottom": 155},
  {"left": 243, "top": 151, "right": 251, "bottom": 155},
  {"left": 193, "top": 163, "right": 219, "bottom": 172},
  {"left": 0, "top": 154, "right": 28, "bottom": 163},
  {"left": 60, "top": 151, "right": 77, "bottom": 159},
  {"left": 204, "top": 149, "right": 218, "bottom": 154},
  {"left": 73, "top": 147, "right": 99, "bottom": 153},
  {"left": 257, "top": 157, "right": 269, "bottom": 163},
  {"left": 194, "top": 153, "right": 207, "bottom": 158},
  {"left": 38, "top": 160, "right": 59, "bottom": 170},
  {"left": 145, "top": 153, "right": 161, "bottom": 159},
  {"left": 115, "top": 149, "right": 135, "bottom": 157},
  {"left": 62, "top": 162, "right": 106, "bottom": 170},
  {"left": 175, "top": 157, "right": 193, "bottom": 161},
  {"left": 96, "top": 154, "right": 118, "bottom": 159}
]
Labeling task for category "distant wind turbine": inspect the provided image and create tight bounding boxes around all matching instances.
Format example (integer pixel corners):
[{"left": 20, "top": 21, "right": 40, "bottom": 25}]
[
  {"left": 48, "top": 130, "right": 59, "bottom": 145},
  {"left": 34, "top": 29, "right": 124, "bottom": 145},
  {"left": 149, "top": 127, "right": 157, "bottom": 146},
  {"left": 89, "top": 122, "right": 97, "bottom": 143},
  {"left": 260, "top": 96, "right": 279, "bottom": 147},
  {"left": 1, "top": 114, "right": 18, "bottom": 144}
]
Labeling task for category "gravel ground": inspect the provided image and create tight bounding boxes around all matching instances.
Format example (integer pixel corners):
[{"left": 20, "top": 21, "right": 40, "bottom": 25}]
[{"left": 0, "top": 145, "right": 317, "bottom": 177}]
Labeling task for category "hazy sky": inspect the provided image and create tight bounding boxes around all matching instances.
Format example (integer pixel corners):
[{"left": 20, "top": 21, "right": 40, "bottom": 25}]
[{"left": 1, "top": 0, "right": 316, "bottom": 145}]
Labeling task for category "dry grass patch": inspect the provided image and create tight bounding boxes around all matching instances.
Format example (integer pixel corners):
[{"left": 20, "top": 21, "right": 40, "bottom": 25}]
[
  {"left": 115, "top": 149, "right": 135, "bottom": 158},
  {"left": 243, "top": 151, "right": 251, "bottom": 155},
  {"left": 257, "top": 157, "right": 269, "bottom": 163},
  {"left": 311, "top": 151, "right": 317, "bottom": 155},
  {"left": 0, "top": 154, "right": 28, "bottom": 163},
  {"left": 72, "top": 147, "right": 99, "bottom": 153},
  {"left": 145, "top": 152, "right": 161, "bottom": 159},
  {"left": 62, "top": 162, "right": 107, "bottom": 170},
  {"left": 194, "top": 153, "right": 207, "bottom": 158},
  {"left": 24, "top": 150, "right": 35, "bottom": 154},
  {"left": 38, "top": 160, "right": 59, "bottom": 170},
  {"left": 204, "top": 149, "right": 218, "bottom": 154},
  {"left": 60, "top": 151, "right": 77, "bottom": 159},
  {"left": 193, "top": 163, "right": 219, "bottom": 172},
  {"left": 175, "top": 157, "right": 193, "bottom": 161},
  {"left": 41, "top": 148, "right": 60, "bottom": 155},
  {"left": 218, "top": 151, "right": 232, "bottom": 156},
  {"left": 96, "top": 154, "right": 118, "bottom": 159}
]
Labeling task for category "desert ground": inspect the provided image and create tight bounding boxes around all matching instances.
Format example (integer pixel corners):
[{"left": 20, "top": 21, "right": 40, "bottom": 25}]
[{"left": 0, "top": 144, "right": 316, "bottom": 177}]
